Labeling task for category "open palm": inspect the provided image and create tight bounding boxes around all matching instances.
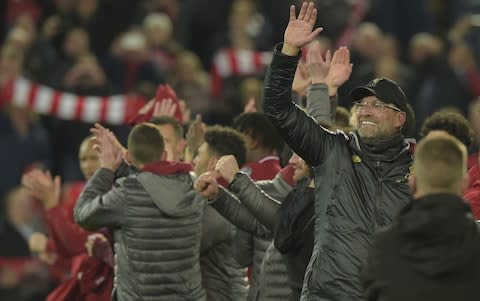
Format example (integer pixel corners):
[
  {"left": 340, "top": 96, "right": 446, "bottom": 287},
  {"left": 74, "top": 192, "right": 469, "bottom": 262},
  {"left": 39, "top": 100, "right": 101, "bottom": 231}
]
[
  {"left": 326, "top": 47, "right": 353, "bottom": 88},
  {"left": 284, "top": 2, "right": 323, "bottom": 50}
]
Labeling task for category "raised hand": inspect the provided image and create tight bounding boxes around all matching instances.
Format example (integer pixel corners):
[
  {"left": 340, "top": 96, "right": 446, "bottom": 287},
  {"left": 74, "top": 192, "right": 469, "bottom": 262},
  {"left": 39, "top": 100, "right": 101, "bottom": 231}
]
[
  {"left": 292, "top": 61, "right": 311, "bottom": 95},
  {"left": 94, "top": 126, "right": 123, "bottom": 172},
  {"left": 91, "top": 123, "right": 127, "bottom": 161},
  {"left": 137, "top": 98, "right": 156, "bottom": 115},
  {"left": 215, "top": 155, "right": 240, "bottom": 184},
  {"left": 185, "top": 114, "right": 206, "bottom": 162},
  {"left": 153, "top": 98, "right": 178, "bottom": 118},
  {"left": 325, "top": 46, "right": 353, "bottom": 94},
  {"left": 194, "top": 172, "right": 219, "bottom": 200},
  {"left": 283, "top": 2, "right": 323, "bottom": 56},
  {"left": 306, "top": 40, "right": 331, "bottom": 84},
  {"left": 22, "top": 169, "right": 61, "bottom": 209}
]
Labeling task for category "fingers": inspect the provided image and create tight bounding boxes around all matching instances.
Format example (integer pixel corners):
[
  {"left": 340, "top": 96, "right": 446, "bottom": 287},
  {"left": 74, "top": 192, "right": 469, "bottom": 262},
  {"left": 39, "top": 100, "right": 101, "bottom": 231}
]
[
  {"left": 298, "top": 2, "right": 308, "bottom": 20},
  {"left": 138, "top": 98, "right": 155, "bottom": 115},
  {"left": 307, "top": 27, "right": 323, "bottom": 41},
  {"left": 304, "top": 2, "right": 316, "bottom": 23},
  {"left": 325, "top": 49, "right": 332, "bottom": 64},
  {"left": 289, "top": 5, "right": 296, "bottom": 21}
]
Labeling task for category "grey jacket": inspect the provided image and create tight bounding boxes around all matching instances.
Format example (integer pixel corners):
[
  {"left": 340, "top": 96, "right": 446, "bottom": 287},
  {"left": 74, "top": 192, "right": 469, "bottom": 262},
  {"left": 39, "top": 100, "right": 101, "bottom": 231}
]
[
  {"left": 74, "top": 167, "right": 206, "bottom": 301},
  {"left": 200, "top": 205, "right": 248, "bottom": 301},
  {"left": 211, "top": 174, "right": 293, "bottom": 301},
  {"left": 263, "top": 44, "right": 413, "bottom": 301}
]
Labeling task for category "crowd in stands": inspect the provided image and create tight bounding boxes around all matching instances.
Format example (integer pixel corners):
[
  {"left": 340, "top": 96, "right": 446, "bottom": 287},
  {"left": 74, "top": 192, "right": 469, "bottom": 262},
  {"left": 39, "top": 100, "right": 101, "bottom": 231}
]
[{"left": 1, "top": 0, "right": 480, "bottom": 301}]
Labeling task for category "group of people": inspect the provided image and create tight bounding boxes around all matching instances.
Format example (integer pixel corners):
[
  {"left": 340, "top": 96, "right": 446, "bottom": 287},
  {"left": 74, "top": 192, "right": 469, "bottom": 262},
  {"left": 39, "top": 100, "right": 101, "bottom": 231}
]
[{"left": 1, "top": 2, "right": 480, "bottom": 301}]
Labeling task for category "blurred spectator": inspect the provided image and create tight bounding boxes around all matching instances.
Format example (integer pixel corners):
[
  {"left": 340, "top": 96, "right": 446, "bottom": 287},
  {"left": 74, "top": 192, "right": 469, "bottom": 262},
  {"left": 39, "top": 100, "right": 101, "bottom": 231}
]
[
  {"left": 176, "top": 0, "right": 233, "bottom": 67},
  {"left": 368, "top": 0, "right": 433, "bottom": 52},
  {"left": 0, "top": 187, "right": 51, "bottom": 301},
  {"left": 407, "top": 32, "right": 473, "bottom": 132},
  {"left": 170, "top": 51, "right": 211, "bottom": 117},
  {"left": 103, "top": 30, "right": 164, "bottom": 94},
  {"left": 143, "top": 12, "right": 182, "bottom": 77},
  {"left": 0, "top": 103, "right": 52, "bottom": 206}
]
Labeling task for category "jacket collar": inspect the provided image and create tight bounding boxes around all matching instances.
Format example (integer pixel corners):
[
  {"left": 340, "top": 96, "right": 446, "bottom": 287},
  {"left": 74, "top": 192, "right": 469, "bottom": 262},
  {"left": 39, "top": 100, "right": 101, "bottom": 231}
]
[{"left": 141, "top": 161, "right": 192, "bottom": 176}]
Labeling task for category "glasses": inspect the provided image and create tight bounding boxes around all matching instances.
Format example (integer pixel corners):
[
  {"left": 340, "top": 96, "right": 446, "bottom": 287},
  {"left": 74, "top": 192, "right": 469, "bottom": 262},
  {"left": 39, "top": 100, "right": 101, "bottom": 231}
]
[{"left": 353, "top": 100, "right": 402, "bottom": 112}]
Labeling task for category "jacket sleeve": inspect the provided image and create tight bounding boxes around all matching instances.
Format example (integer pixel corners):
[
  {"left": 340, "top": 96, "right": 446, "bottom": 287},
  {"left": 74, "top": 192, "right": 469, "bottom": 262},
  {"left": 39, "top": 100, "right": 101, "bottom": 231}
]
[
  {"left": 263, "top": 43, "right": 342, "bottom": 166},
  {"left": 209, "top": 188, "right": 271, "bottom": 238},
  {"left": 305, "top": 83, "right": 336, "bottom": 124},
  {"left": 233, "top": 229, "right": 253, "bottom": 267},
  {"left": 229, "top": 172, "right": 283, "bottom": 232},
  {"left": 200, "top": 204, "right": 233, "bottom": 254},
  {"left": 74, "top": 168, "right": 126, "bottom": 230}
]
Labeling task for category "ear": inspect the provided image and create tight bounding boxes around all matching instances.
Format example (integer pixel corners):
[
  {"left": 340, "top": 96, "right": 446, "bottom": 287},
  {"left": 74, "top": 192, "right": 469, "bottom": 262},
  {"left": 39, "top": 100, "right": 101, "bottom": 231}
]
[
  {"left": 396, "top": 111, "right": 407, "bottom": 129},
  {"left": 408, "top": 174, "right": 417, "bottom": 197}
]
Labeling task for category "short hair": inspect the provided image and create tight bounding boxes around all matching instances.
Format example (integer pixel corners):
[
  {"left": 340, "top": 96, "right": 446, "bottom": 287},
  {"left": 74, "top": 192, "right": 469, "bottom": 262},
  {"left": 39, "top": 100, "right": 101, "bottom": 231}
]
[
  {"left": 150, "top": 116, "right": 184, "bottom": 140},
  {"left": 127, "top": 123, "right": 165, "bottom": 165},
  {"left": 414, "top": 134, "right": 467, "bottom": 193},
  {"left": 420, "top": 111, "right": 473, "bottom": 148},
  {"left": 204, "top": 126, "right": 247, "bottom": 167},
  {"left": 232, "top": 112, "right": 284, "bottom": 154}
]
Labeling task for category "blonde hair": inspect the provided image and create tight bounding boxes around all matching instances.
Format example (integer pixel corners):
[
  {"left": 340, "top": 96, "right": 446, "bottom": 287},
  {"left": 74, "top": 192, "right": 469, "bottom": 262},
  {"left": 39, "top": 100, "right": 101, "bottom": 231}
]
[{"left": 414, "top": 133, "right": 467, "bottom": 194}]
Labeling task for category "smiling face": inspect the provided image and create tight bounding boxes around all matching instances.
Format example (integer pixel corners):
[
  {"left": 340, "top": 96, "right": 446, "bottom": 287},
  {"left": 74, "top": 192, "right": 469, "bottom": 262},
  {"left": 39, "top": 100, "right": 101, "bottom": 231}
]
[{"left": 355, "top": 96, "right": 406, "bottom": 139}]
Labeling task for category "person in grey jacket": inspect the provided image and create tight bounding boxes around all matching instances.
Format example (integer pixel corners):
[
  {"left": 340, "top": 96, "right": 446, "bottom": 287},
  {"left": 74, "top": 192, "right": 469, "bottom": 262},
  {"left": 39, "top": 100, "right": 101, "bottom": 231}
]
[
  {"left": 74, "top": 123, "right": 205, "bottom": 301},
  {"left": 193, "top": 125, "right": 249, "bottom": 301},
  {"left": 262, "top": 2, "right": 413, "bottom": 300}
]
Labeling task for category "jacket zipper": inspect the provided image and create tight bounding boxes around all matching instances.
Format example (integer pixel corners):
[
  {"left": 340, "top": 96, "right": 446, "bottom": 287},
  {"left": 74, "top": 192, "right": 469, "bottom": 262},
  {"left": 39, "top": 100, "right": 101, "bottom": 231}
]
[{"left": 374, "top": 160, "right": 382, "bottom": 229}]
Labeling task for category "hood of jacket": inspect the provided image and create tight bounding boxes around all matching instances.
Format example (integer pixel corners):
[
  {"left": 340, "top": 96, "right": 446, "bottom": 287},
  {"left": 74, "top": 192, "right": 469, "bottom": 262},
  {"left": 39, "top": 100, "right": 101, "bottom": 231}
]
[
  {"left": 136, "top": 160, "right": 198, "bottom": 217},
  {"left": 395, "top": 193, "right": 480, "bottom": 277}
]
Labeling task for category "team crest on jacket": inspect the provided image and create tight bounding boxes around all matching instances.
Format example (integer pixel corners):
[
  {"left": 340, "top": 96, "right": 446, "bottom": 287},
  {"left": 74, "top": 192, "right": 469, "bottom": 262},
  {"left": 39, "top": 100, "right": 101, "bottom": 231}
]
[{"left": 352, "top": 155, "right": 362, "bottom": 163}]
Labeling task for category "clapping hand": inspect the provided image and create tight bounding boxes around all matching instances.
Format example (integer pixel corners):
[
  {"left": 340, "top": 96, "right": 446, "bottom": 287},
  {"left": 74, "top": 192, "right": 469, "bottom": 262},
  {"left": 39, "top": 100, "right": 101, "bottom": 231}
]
[
  {"left": 325, "top": 46, "right": 353, "bottom": 95},
  {"left": 22, "top": 169, "right": 61, "bottom": 209}
]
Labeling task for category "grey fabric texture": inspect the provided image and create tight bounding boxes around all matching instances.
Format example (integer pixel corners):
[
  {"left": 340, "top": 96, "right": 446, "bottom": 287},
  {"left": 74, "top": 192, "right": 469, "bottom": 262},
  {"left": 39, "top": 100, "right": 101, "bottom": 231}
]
[
  {"left": 210, "top": 174, "right": 293, "bottom": 301},
  {"left": 75, "top": 168, "right": 206, "bottom": 301}
]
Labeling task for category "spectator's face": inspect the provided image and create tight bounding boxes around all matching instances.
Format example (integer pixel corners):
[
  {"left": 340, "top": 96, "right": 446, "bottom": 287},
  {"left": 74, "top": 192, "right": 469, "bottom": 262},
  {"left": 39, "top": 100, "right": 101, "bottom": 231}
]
[
  {"left": 63, "top": 28, "right": 89, "bottom": 58},
  {"left": 289, "top": 153, "right": 309, "bottom": 183},
  {"left": 79, "top": 139, "right": 100, "bottom": 180},
  {"left": 194, "top": 142, "right": 214, "bottom": 176},
  {"left": 157, "top": 124, "right": 184, "bottom": 161},
  {"left": 355, "top": 96, "right": 405, "bottom": 139}
]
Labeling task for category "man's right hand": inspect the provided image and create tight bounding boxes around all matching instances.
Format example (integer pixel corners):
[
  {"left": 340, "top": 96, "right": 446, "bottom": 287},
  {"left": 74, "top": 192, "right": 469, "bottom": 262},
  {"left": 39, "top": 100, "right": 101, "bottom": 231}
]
[
  {"left": 215, "top": 155, "right": 240, "bottom": 184},
  {"left": 282, "top": 2, "right": 323, "bottom": 56},
  {"left": 195, "top": 172, "right": 219, "bottom": 200}
]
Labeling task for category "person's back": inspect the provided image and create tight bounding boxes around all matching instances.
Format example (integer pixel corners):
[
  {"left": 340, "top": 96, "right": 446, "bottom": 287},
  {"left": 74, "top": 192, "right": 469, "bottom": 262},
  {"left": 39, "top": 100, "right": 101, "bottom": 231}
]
[
  {"left": 75, "top": 123, "right": 205, "bottom": 300},
  {"left": 362, "top": 133, "right": 480, "bottom": 301}
]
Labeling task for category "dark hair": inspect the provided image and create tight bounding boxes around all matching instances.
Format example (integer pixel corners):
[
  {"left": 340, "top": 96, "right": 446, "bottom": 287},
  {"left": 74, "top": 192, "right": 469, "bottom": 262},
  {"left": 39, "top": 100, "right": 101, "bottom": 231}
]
[
  {"left": 204, "top": 126, "right": 247, "bottom": 167},
  {"left": 150, "top": 116, "right": 184, "bottom": 140},
  {"left": 127, "top": 123, "right": 165, "bottom": 165},
  {"left": 420, "top": 111, "right": 473, "bottom": 148},
  {"left": 232, "top": 112, "right": 284, "bottom": 154}
]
